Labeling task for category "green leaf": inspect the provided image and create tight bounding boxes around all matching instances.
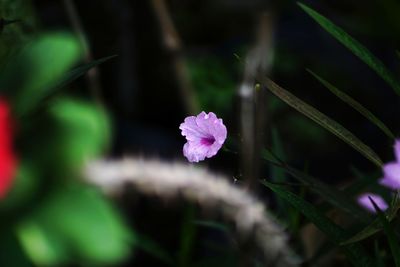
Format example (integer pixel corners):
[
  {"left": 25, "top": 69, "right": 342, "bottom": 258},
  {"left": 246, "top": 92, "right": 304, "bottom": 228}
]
[
  {"left": 262, "top": 148, "right": 369, "bottom": 221},
  {"left": 194, "top": 220, "right": 229, "bottom": 233},
  {"left": 342, "top": 194, "right": 400, "bottom": 245},
  {"left": 262, "top": 181, "right": 374, "bottom": 267},
  {"left": 0, "top": 162, "right": 39, "bottom": 211},
  {"left": 270, "top": 129, "right": 305, "bottom": 229},
  {"left": 50, "top": 98, "right": 110, "bottom": 171},
  {"left": 50, "top": 55, "right": 117, "bottom": 95},
  {"left": 258, "top": 76, "right": 383, "bottom": 167},
  {"left": 178, "top": 205, "right": 197, "bottom": 267},
  {"left": 308, "top": 70, "right": 395, "bottom": 140},
  {"left": 0, "top": 0, "right": 37, "bottom": 67},
  {"left": 270, "top": 128, "right": 287, "bottom": 183},
  {"left": 17, "top": 185, "right": 133, "bottom": 266},
  {"left": 370, "top": 197, "right": 400, "bottom": 267},
  {"left": 0, "top": 32, "right": 82, "bottom": 116},
  {"left": 24, "top": 55, "right": 117, "bottom": 114},
  {"left": 299, "top": 2, "right": 400, "bottom": 96}
]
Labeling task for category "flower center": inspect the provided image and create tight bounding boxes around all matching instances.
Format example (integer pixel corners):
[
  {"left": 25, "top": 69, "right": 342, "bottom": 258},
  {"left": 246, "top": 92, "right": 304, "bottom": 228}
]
[{"left": 200, "top": 136, "right": 215, "bottom": 146}]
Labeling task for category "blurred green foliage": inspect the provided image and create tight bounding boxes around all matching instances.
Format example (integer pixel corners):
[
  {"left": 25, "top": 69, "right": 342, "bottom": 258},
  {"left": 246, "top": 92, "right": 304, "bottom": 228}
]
[
  {"left": 0, "top": 0, "right": 36, "bottom": 67},
  {"left": 50, "top": 98, "right": 110, "bottom": 172},
  {"left": 0, "top": 33, "right": 82, "bottom": 116},
  {"left": 0, "top": 2, "right": 133, "bottom": 266},
  {"left": 187, "top": 56, "right": 236, "bottom": 115},
  {"left": 17, "top": 185, "right": 133, "bottom": 266}
]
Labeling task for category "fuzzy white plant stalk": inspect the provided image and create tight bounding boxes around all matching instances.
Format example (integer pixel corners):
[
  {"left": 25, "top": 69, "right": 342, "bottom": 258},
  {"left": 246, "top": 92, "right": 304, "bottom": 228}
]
[{"left": 84, "top": 158, "right": 299, "bottom": 267}]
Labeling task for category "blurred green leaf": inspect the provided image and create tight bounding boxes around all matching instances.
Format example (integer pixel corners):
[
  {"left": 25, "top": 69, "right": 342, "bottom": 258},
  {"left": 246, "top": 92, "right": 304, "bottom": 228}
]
[
  {"left": 21, "top": 55, "right": 117, "bottom": 116},
  {"left": 188, "top": 56, "right": 236, "bottom": 115},
  {"left": 194, "top": 220, "right": 229, "bottom": 233},
  {"left": 270, "top": 128, "right": 287, "bottom": 184},
  {"left": 262, "top": 181, "right": 374, "bottom": 267},
  {"left": 17, "top": 185, "right": 133, "bottom": 266},
  {"left": 270, "top": 129, "right": 303, "bottom": 229},
  {"left": 308, "top": 70, "right": 395, "bottom": 140},
  {"left": 0, "top": 0, "right": 36, "bottom": 67},
  {"left": 50, "top": 98, "right": 110, "bottom": 171},
  {"left": 299, "top": 2, "right": 400, "bottom": 96},
  {"left": 177, "top": 205, "right": 197, "bottom": 267},
  {"left": 134, "top": 233, "right": 174, "bottom": 266},
  {"left": 370, "top": 197, "right": 400, "bottom": 267},
  {"left": 49, "top": 55, "right": 117, "bottom": 97},
  {"left": 0, "top": 162, "right": 38, "bottom": 211},
  {"left": 0, "top": 32, "right": 82, "bottom": 116},
  {"left": 17, "top": 220, "right": 66, "bottom": 266},
  {"left": 259, "top": 76, "right": 382, "bottom": 167}
]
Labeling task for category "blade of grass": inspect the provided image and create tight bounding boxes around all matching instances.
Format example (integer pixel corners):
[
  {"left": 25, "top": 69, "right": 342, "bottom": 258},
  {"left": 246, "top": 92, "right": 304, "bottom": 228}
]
[
  {"left": 342, "top": 193, "right": 400, "bottom": 245},
  {"left": 19, "top": 55, "right": 117, "bottom": 117},
  {"left": 177, "top": 205, "right": 197, "bottom": 267},
  {"left": 262, "top": 147, "right": 370, "bottom": 221},
  {"left": 307, "top": 69, "right": 395, "bottom": 140},
  {"left": 51, "top": 55, "right": 117, "bottom": 93},
  {"left": 370, "top": 197, "right": 400, "bottom": 267},
  {"left": 262, "top": 181, "right": 374, "bottom": 267},
  {"left": 258, "top": 76, "right": 383, "bottom": 167},
  {"left": 299, "top": 2, "right": 400, "bottom": 96}
]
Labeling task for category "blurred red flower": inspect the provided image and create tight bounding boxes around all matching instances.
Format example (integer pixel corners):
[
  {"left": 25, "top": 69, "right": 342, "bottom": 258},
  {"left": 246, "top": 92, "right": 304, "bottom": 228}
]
[{"left": 0, "top": 99, "right": 16, "bottom": 199}]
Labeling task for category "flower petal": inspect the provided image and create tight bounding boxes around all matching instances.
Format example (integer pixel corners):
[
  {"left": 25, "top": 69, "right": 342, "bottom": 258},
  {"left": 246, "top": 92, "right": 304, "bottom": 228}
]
[
  {"left": 195, "top": 112, "right": 218, "bottom": 135},
  {"left": 357, "top": 193, "right": 388, "bottom": 213},
  {"left": 395, "top": 140, "right": 400, "bottom": 162},
  {"left": 379, "top": 162, "right": 400, "bottom": 190},
  {"left": 183, "top": 141, "right": 209, "bottom": 162},
  {"left": 179, "top": 115, "right": 207, "bottom": 142}
]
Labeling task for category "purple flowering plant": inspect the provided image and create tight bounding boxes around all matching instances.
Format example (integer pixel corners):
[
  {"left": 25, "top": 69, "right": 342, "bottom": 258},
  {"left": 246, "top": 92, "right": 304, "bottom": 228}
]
[
  {"left": 179, "top": 111, "right": 227, "bottom": 162},
  {"left": 379, "top": 140, "right": 400, "bottom": 190},
  {"left": 357, "top": 193, "right": 388, "bottom": 213},
  {"left": 357, "top": 140, "right": 400, "bottom": 213}
]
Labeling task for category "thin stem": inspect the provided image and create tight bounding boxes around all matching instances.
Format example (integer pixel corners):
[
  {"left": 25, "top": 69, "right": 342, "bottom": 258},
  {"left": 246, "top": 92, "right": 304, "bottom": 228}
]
[{"left": 150, "top": 0, "right": 199, "bottom": 115}]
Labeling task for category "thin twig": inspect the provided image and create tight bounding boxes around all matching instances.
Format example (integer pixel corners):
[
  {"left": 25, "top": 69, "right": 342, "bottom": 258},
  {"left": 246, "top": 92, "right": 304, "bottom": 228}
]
[
  {"left": 84, "top": 158, "right": 299, "bottom": 267},
  {"left": 239, "top": 12, "right": 275, "bottom": 190},
  {"left": 63, "top": 0, "right": 104, "bottom": 106},
  {"left": 150, "top": 0, "right": 199, "bottom": 115}
]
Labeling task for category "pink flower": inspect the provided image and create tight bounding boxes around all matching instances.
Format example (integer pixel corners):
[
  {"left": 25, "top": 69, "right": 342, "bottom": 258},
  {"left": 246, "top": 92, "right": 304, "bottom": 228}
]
[
  {"left": 179, "top": 111, "right": 227, "bottom": 162},
  {"left": 357, "top": 193, "right": 388, "bottom": 213},
  {"left": 379, "top": 140, "right": 400, "bottom": 190}
]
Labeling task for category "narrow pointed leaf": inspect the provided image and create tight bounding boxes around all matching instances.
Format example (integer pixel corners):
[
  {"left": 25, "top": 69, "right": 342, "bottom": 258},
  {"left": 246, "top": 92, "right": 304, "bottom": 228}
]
[
  {"left": 262, "top": 182, "right": 374, "bottom": 267},
  {"left": 51, "top": 55, "right": 117, "bottom": 93},
  {"left": 262, "top": 147, "right": 370, "bottom": 221},
  {"left": 258, "top": 76, "right": 382, "bottom": 167},
  {"left": 342, "top": 194, "right": 400, "bottom": 245},
  {"left": 299, "top": 2, "right": 400, "bottom": 96},
  {"left": 370, "top": 197, "right": 400, "bottom": 267},
  {"left": 22, "top": 55, "right": 117, "bottom": 116},
  {"left": 308, "top": 70, "right": 395, "bottom": 140}
]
